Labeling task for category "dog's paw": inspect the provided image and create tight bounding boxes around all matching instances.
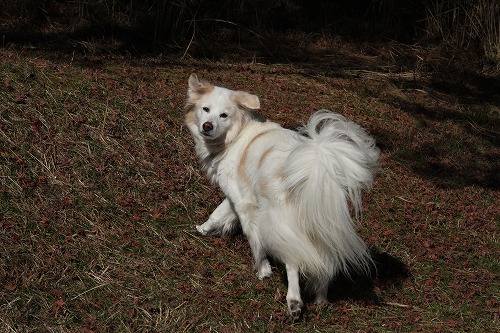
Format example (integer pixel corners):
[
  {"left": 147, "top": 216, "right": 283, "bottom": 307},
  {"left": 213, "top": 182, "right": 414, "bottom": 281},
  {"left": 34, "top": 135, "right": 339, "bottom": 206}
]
[
  {"left": 256, "top": 260, "right": 272, "bottom": 280},
  {"left": 287, "top": 299, "right": 303, "bottom": 321},
  {"left": 195, "top": 224, "right": 210, "bottom": 235}
]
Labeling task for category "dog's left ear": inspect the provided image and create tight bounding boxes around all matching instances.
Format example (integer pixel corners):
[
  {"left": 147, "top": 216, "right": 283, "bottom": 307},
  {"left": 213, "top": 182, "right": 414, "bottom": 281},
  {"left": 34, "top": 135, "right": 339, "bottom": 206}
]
[{"left": 233, "top": 91, "right": 260, "bottom": 110}]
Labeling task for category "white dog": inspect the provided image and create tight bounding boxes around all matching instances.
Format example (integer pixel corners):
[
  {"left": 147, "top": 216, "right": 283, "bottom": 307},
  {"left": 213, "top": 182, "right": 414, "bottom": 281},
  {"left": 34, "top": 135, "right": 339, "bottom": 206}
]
[{"left": 185, "top": 73, "right": 379, "bottom": 319}]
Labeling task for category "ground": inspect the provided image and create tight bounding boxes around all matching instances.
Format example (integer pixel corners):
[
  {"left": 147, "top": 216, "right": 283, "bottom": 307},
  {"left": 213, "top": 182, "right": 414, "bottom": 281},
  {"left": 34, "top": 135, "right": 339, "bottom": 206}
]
[{"left": 0, "top": 44, "right": 498, "bottom": 332}]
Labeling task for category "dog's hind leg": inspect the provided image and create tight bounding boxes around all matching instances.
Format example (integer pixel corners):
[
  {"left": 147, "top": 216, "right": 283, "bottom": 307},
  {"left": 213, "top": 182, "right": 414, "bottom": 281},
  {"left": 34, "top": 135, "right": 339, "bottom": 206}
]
[
  {"left": 286, "top": 264, "right": 303, "bottom": 320},
  {"left": 315, "top": 283, "right": 329, "bottom": 304},
  {"left": 308, "top": 277, "right": 329, "bottom": 304},
  {"left": 197, "top": 198, "right": 238, "bottom": 236}
]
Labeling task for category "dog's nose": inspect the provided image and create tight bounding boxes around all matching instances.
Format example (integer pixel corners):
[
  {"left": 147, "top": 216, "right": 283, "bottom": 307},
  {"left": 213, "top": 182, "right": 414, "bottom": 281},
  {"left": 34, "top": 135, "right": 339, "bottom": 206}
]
[{"left": 202, "top": 122, "right": 213, "bottom": 132}]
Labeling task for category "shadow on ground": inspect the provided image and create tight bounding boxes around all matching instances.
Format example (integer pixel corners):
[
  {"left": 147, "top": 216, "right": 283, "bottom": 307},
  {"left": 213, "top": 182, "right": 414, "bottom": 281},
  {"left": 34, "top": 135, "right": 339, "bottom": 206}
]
[
  {"left": 374, "top": 74, "right": 499, "bottom": 190},
  {"left": 327, "top": 250, "right": 411, "bottom": 305},
  {"left": 275, "top": 249, "right": 410, "bottom": 308}
]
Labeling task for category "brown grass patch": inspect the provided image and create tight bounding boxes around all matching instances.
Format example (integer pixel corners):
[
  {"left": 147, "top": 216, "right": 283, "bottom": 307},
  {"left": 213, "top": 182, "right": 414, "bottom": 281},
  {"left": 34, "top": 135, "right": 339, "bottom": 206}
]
[{"left": 1, "top": 45, "right": 498, "bottom": 332}]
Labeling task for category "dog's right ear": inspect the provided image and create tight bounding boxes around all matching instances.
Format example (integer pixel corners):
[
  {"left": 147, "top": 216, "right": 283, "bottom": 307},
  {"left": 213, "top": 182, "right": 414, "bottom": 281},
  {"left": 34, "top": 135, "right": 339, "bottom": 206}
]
[{"left": 188, "top": 73, "right": 213, "bottom": 97}]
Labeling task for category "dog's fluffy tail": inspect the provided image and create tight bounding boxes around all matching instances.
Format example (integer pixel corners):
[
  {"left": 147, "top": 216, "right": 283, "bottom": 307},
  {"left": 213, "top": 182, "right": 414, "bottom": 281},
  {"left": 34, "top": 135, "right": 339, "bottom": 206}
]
[{"left": 283, "top": 110, "right": 379, "bottom": 279}]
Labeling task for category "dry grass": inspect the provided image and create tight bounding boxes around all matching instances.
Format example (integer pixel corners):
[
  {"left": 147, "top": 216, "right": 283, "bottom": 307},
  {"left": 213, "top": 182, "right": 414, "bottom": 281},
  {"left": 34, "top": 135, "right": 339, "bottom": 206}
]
[
  {"left": 423, "top": 0, "right": 500, "bottom": 60},
  {"left": 1, "top": 0, "right": 498, "bottom": 72},
  {"left": 1, "top": 46, "right": 499, "bottom": 332}
]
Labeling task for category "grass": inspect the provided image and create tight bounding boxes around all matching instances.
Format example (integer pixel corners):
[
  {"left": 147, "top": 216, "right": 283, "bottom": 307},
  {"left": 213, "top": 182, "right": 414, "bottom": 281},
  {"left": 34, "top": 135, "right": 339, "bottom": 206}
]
[{"left": 1, "top": 46, "right": 499, "bottom": 332}]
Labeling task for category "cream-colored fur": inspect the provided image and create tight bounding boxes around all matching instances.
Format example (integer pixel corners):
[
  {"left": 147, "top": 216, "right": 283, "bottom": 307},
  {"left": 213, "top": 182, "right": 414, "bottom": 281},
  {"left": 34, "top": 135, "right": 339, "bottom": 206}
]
[{"left": 185, "top": 73, "right": 379, "bottom": 319}]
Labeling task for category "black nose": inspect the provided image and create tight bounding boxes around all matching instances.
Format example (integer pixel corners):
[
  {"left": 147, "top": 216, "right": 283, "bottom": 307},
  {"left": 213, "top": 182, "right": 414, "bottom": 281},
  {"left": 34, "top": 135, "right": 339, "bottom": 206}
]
[{"left": 202, "top": 122, "right": 213, "bottom": 132}]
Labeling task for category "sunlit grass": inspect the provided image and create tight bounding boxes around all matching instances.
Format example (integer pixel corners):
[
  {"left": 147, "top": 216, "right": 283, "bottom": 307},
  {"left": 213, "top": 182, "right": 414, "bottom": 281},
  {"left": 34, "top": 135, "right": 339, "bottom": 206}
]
[{"left": 1, "top": 49, "right": 498, "bottom": 332}]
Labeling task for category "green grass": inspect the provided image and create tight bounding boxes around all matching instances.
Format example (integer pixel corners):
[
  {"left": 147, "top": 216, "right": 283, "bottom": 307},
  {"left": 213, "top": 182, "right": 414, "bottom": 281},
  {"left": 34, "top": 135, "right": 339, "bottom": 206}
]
[{"left": 1, "top": 48, "right": 499, "bottom": 332}]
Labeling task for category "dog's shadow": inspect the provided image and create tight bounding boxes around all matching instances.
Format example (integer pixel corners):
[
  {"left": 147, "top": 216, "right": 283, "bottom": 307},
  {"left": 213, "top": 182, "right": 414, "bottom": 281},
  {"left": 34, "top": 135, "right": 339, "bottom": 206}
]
[
  {"left": 231, "top": 229, "right": 410, "bottom": 307},
  {"left": 326, "top": 249, "right": 410, "bottom": 304},
  {"left": 280, "top": 249, "right": 411, "bottom": 306}
]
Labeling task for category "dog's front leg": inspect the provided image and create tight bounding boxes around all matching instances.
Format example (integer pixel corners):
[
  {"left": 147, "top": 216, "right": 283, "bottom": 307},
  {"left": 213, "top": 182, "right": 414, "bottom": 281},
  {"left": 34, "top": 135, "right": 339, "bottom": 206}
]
[
  {"left": 235, "top": 201, "right": 272, "bottom": 279},
  {"left": 196, "top": 198, "right": 238, "bottom": 236}
]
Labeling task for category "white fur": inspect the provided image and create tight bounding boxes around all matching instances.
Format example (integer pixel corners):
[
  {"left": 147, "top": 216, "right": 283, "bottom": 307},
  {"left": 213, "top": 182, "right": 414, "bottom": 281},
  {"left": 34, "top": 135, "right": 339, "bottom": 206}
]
[{"left": 185, "top": 74, "right": 379, "bottom": 319}]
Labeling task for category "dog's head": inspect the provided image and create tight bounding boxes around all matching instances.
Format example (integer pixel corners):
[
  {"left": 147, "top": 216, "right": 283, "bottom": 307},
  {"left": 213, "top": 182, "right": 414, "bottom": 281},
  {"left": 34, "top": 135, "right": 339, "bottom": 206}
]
[{"left": 185, "top": 73, "right": 260, "bottom": 145}]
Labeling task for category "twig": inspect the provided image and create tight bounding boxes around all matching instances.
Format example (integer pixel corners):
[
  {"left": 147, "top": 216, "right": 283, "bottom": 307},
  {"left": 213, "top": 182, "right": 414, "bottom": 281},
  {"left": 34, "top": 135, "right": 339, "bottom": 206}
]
[
  {"left": 184, "top": 18, "right": 273, "bottom": 58},
  {"left": 71, "top": 283, "right": 110, "bottom": 301},
  {"left": 182, "top": 19, "right": 197, "bottom": 60},
  {"left": 400, "top": 88, "right": 429, "bottom": 94},
  {"left": 0, "top": 127, "right": 14, "bottom": 145},
  {"left": 396, "top": 196, "right": 414, "bottom": 203},
  {"left": 384, "top": 302, "right": 419, "bottom": 310},
  {"left": 0, "top": 317, "right": 16, "bottom": 333},
  {"left": 174, "top": 301, "right": 187, "bottom": 310},
  {"left": 183, "top": 230, "right": 212, "bottom": 249},
  {"left": 188, "top": 18, "right": 264, "bottom": 40}
]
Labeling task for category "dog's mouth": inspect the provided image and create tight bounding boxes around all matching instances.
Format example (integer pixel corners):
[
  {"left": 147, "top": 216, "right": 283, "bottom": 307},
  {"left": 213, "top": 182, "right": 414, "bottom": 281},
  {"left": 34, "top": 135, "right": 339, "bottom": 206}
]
[
  {"left": 200, "top": 130, "right": 225, "bottom": 144},
  {"left": 200, "top": 130, "right": 213, "bottom": 138}
]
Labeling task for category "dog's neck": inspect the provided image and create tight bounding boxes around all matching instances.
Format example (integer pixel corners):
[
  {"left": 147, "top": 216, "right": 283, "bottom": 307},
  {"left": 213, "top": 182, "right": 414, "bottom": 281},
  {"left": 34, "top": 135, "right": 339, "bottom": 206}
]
[
  {"left": 189, "top": 112, "right": 264, "bottom": 184},
  {"left": 191, "top": 132, "right": 227, "bottom": 184},
  {"left": 201, "top": 136, "right": 227, "bottom": 161}
]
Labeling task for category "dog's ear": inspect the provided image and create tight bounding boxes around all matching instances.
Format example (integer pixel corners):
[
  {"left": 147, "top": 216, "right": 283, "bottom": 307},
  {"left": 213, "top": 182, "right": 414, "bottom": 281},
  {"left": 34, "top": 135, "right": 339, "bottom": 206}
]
[
  {"left": 188, "top": 73, "right": 213, "bottom": 96},
  {"left": 233, "top": 91, "right": 260, "bottom": 110}
]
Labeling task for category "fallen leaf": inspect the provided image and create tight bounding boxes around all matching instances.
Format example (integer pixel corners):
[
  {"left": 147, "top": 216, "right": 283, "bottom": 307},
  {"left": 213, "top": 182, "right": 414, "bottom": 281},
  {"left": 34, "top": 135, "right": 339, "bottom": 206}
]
[{"left": 5, "top": 282, "right": 16, "bottom": 291}]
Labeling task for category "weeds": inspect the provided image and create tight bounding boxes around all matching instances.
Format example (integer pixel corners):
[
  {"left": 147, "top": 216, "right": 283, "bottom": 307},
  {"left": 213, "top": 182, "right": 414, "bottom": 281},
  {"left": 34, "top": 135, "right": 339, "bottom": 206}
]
[
  {"left": 1, "top": 1, "right": 498, "bottom": 71},
  {"left": 423, "top": 0, "right": 500, "bottom": 60}
]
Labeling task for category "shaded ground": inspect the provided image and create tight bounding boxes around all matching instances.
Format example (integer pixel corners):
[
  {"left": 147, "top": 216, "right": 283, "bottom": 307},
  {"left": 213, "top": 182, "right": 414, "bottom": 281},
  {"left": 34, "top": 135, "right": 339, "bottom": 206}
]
[{"left": 0, "top": 38, "right": 498, "bottom": 332}]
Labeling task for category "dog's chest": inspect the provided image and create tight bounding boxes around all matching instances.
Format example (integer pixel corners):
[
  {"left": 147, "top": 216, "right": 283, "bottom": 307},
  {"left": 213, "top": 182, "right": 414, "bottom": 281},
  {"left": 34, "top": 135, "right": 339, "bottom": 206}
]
[{"left": 212, "top": 150, "right": 239, "bottom": 191}]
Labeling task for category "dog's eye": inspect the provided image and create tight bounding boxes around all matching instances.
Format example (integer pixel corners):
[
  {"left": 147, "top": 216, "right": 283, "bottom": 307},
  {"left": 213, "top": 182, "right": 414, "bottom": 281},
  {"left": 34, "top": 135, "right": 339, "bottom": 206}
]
[
  {"left": 202, "top": 107, "right": 210, "bottom": 112},
  {"left": 220, "top": 113, "right": 228, "bottom": 118}
]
